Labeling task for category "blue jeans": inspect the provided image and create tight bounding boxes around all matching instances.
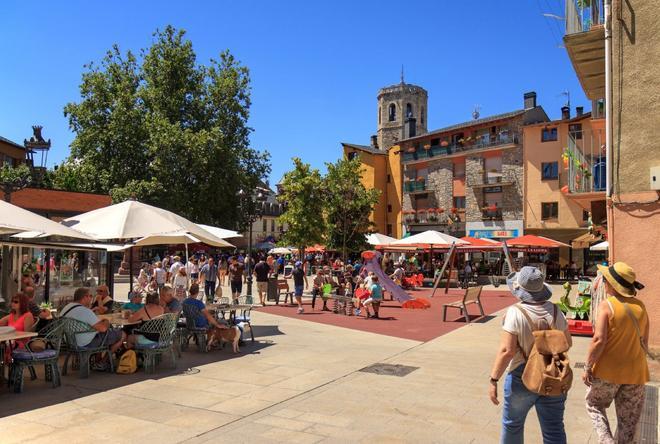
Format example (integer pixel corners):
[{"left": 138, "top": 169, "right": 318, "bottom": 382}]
[
  {"left": 205, "top": 281, "right": 216, "bottom": 300},
  {"left": 501, "top": 365, "right": 567, "bottom": 444}
]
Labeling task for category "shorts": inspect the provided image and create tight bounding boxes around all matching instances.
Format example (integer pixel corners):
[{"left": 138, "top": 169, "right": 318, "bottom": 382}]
[
  {"left": 190, "top": 273, "right": 199, "bottom": 279},
  {"left": 294, "top": 285, "right": 304, "bottom": 297},
  {"left": 230, "top": 280, "right": 243, "bottom": 295},
  {"left": 257, "top": 281, "right": 268, "bottom": 293},
  {"left": 87, "top": 328, "right": 123, "bottom": 348},
  {"left": 363, "top": 298, "right": 381, "bottom": 306}
]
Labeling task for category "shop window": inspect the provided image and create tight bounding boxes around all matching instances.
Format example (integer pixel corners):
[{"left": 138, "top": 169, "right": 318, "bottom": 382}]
[
  {"left": 541, "top": 162, "right": 559, "bottom": 180},
  {"left": 542, "top": 202, "right": 559, "bottom": 220},
  {"left": 541, "top": 128, "right": 558, "bottom": 142}
]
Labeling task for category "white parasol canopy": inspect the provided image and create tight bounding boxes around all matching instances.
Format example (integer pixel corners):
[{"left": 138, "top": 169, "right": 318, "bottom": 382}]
[
  {"left": 390, "top": 230, "right": 469, "bottom": 248},
  {"left": 268, "top": 247, "right": 292, "bottom": 255},
  {"left": 0, "top": 200, "right": 94, "bottom": 240},
  {"left": 590, "top": 240, "right": 609, "bottom": 251},
  {"left": 366, "top": 233, "right": 398, "bottom": 246},
  {"left": 63, "top": 200, "right": 227, "bottom": 245},
  {"left": 133, "top": 232, "right": 233, "bottom": 248},
  {"left": 197, "top": 224, "right": 242, "bottom": 240}
]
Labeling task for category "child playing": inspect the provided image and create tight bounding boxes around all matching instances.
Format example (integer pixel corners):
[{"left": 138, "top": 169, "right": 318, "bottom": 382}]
[{"left": 362, "top": 275, "right": 383, "bottom": 319}]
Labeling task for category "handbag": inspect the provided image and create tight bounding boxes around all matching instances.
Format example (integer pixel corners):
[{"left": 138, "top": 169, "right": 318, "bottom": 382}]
[{"left": 622, "top": 302, "right": 656, "bottom": 360}]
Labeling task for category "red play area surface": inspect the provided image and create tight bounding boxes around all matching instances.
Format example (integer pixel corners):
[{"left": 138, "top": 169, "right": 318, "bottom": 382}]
[{"left": 256, "top": 288, "right": 517, "bottom": 342}]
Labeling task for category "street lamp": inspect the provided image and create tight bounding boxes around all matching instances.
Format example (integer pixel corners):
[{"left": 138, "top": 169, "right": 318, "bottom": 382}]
[{"left": 238, "top": 188, "right": 266, "bottom": 301}]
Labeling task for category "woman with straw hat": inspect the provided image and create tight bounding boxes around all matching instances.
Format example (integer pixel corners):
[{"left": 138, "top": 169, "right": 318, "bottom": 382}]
[{"left": 583, "top": 262, "right": 649, "bottom": 444}]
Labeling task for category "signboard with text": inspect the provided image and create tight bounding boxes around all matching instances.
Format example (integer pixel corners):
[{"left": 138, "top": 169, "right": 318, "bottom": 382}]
[{"left": 469, "top": 229, "right": 519, "bottom": 239}]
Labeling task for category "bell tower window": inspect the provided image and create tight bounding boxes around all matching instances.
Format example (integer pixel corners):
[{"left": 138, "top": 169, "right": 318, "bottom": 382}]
[
  {"left": 379, "top": 107, "right": 381, "bottom": 124},
  {"left": 388, "top": 103, "right": 396, "bottom": 122},
  {"left": 406, "top": 103, "right": 413, "bottom": 118}
]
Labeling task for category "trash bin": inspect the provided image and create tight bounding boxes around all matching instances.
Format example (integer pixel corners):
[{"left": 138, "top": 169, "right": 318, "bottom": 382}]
[{"left": 267, "top": 277, "right": 279, "bottom": 303}]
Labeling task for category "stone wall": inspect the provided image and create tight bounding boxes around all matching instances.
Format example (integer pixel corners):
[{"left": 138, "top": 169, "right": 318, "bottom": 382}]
[
  {"left": 428, "top": 158, "right": 454, "bottom": 212},
  {"left": 465, "top": 156, "right": 484, "bottom": 221},
  {"left": 377, "top": 83, "right": 428, "bottom": 150},
  {"left": 502, "top": 146, "right": 524, "bottom": 220}
]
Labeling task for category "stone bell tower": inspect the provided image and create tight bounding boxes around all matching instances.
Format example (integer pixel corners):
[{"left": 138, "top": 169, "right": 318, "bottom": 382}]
[{"left": 376, "top": 71, "right": 428, "bottom": 150}]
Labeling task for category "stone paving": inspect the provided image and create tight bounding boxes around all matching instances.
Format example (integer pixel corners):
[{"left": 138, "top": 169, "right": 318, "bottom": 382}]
[{"left": 0, "top": 281, "right": 656, "bottom": 443}]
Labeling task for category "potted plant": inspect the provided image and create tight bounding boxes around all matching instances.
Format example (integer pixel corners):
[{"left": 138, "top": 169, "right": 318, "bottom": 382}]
[
  {"left": 440, "top": 140, "right": 449, "bottom": 147},
  {"left": 423, "top": 144, "right": 431, "bottom": 150}
]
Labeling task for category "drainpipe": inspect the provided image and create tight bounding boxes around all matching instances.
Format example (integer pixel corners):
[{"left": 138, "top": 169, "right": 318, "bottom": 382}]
[{"left": 604, "top": 0, "right": 614, "bottom": 263}]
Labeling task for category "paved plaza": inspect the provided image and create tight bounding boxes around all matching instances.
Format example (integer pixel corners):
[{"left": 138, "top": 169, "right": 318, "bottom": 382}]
[{"left": 0, "top": 283, "right": 657, "bottom": 443}]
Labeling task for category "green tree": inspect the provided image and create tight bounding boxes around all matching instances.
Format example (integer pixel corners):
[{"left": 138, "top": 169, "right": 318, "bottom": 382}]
[
  {"left": 324, "top": 157, "right": 380, "bottom": 260},
  {"left": 57, "top": 25, "right": 270, "bottom": 228},
  {"left": 0, "top": 163, "right": 32, "bottom": 201},
  {"left": 277, "top": 158, "right": 326, "bottom": 253}
]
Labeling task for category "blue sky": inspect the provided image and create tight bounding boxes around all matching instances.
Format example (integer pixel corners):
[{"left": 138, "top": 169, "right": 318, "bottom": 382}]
[{"left": 1, "top": 0, "right": 585, "bottom": 185}]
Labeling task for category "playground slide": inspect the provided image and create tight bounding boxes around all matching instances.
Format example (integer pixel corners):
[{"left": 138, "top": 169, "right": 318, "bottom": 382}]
[{"left": 361, "top": 251, "right": 413, "bottom": 303}]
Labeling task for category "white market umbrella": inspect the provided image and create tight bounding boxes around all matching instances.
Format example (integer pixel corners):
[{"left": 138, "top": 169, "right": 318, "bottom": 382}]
[
  {"left": 0, "top": 200, "right": 93, "bottom": 240},
  {"left": 197, "top": 224, "right": 242, "bottom": 239},
  {"left": 268, "top": 247, "right": 292, "bottom": 255},
  {"left": 366, "top": 233, "right": 398, "bottom": 246},
  {"left": 390, "top": 230, "right": 469, "bottom": 248},
  {"left": 590, "top": 241, "right": 609, "bottom": 251}
]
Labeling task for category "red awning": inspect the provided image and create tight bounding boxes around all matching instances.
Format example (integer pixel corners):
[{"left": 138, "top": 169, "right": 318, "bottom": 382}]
[
  {"left": 305, "top": 244, "right": 326, "bottom": 253},
  {"left": 504, "top": 234, "right": 570, "bottom": 248}
]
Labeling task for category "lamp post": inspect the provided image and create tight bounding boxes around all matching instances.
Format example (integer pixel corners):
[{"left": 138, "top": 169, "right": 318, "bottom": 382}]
[{"left": 238, "top": 189, "right": 266, "bottom": 300}]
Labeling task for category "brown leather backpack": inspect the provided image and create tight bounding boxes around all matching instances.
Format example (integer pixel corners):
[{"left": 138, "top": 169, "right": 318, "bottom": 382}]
[{"left": 516, "top": 304, "right": 573, "bottom": 397}]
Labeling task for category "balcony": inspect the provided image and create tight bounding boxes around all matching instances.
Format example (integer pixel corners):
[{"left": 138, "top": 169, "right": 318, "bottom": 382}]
[
  {"left": 401, "top": 132, "right": 519, "bottom": 164},
  {"left": 468, "top": 171, "right": 516, "bottom": 188},
  {"left": 563, "top": 129, "right": 606, "bottom": 209},
  {"left": 404, "top": 210, "right": 464, "bottom": 226},
  {"left": 481, "top": 207, "right": 503, "bottom": 221},
  {"left": 563, "top": 0, "right": 605, "bottom": 100},
  {"left": 403, "top": 180, "right": 427, "bottom": 193}
]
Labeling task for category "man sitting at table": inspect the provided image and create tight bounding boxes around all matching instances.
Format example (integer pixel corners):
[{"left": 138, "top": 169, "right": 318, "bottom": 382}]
[
  {"left": 91, "top": 285, "right": 113, "bottom": 314},
  {"left": 61, "top": 287, "right": 126, "bottom": 353},
  {"left": 183, "top": 284, "right": 228, "bottom": 331},
  {"left": 160, "top": 285, "right": 181, "bottom": 314}
]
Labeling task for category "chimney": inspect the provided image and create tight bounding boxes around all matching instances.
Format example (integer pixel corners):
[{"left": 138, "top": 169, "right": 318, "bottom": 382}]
[
  {"left": 576, "top": 106, "right": 584, "bottom": 116},
  {"left": 524, "top": 91, "right": 537, "bottom": 110},
  {"left": 370, "top": 135, "right": 379, "bottom": 149},
  {"left": 405, "top": 117, "right": 417, "bottom": 138},
  {"left": 561, "top": 106, "right": 570, "bottom": 120}
]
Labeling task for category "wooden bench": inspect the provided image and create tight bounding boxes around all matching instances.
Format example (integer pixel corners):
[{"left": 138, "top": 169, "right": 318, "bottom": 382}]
[
  {"left": 276, "top": 279, "right": 294, "bottom": 305},
  {"left": 442, "top": 286, "right": 485, "bottom": 323}
]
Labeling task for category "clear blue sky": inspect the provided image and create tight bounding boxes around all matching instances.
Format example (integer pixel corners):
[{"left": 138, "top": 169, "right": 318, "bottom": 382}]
[{"left": 1, "top": 0, "right": 585, "bottom": 185}]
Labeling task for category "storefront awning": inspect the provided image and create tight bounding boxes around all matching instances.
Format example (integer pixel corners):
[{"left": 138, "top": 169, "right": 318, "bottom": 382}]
[{"left": 571, "top": 232, "right": 603, "bottom": 249}]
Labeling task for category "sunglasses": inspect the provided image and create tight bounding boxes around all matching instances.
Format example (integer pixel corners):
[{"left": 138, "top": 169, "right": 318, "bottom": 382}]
[{"left": 11, "top": 300, "right": 19, "bottom": 303}]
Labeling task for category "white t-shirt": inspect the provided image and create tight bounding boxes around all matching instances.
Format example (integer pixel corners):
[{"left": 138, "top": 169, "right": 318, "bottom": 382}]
[
  {"left": 154, "top": 267, "right": 166, "bottom": 284},
  {"left": 169, "top": 261, "right": 183, "bottom": 277},
  {"left": 174, "top": 274, "right": 187, "bottom": 289},
  {"left": 61, "top": 303, "right": 99, "bottom": 347},
  {"left": 502, "top": 302, "right": 569, "bottom": 371},
  {"left": 186, "top": 262, "right": 199, "bottom": 274}
]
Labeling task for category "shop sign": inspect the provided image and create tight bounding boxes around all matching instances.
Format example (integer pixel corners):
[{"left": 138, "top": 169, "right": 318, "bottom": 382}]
[
  {"left": 469, "top": 229, "right": 519, "bottom": 239},
  {"left": 484, "top": 186, "right": 503, "bottom": 193}
]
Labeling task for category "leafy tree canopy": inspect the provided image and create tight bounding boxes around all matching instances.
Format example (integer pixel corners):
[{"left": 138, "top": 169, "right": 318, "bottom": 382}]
[
  {"left": 57, "top": 25, "right": 270, "bottom": 228},
  {"left": 0, "top": 163, "right": 32, "bottom": 201}
]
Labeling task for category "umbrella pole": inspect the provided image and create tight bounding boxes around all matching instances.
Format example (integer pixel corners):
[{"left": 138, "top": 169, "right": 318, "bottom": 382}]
[
  {"left": 129, "top": 247, "right": 134, "bottom": 295},
  {"left": 431, "top": 242, "right": 455, "bottom": 298},
  {"left": 185, "top": 242, "right": 189, "bottom": 289}
]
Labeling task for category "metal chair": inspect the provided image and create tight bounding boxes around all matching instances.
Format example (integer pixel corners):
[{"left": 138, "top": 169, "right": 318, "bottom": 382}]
[
  {"left": 61, "top": 318, "right": 115, "bottom": 378},
  {"left": 133, "top": 313, "right": 178, "bottom": 373},
  {"left": 234, "top": 297, "right": 255, "bottom": 342},
  {"left": 181, "top": 303, "right": 208, "bottom": 352},
  {"left": 9, "top": 320, "right": 65, "bottom": 393}
]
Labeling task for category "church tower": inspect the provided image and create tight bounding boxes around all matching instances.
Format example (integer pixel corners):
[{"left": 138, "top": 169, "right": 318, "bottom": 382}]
[{"left": 376, "top": 73, "right": 428, "bottom": 150}]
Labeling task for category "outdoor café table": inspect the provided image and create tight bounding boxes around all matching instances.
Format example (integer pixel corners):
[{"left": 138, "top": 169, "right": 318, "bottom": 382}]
[
  {"left": 97, "top": 313, "right": 139, "bottom": 327},
  {"left": 0, "top": 330, "right": 38, "bottom": 384},
  {"left": 206, "top": 303, "right": 253, "bottom": 323}
]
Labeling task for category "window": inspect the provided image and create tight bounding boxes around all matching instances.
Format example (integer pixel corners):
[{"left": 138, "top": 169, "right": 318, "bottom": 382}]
[
  {"left": 387, "top": 204, "right": 392, "bottom": 213},
  {"left": 388, "top": 103, "right": 396, "bottom": 122},
  {"left": 430, "top": 138, "right": 440, "bottom": 146},
  {"left": 569, "top": 123, "right": 582, "bottom": 140},
  {"left": 347, "top": 151, "right": 358, "bottom": 161},
  {"left": 262, "top": 219, "right": 267, "bottom": 233},
  {"left": 378, "top": 107, "right": 381, "bottom": 124},
  {"left": 542, "top": 202, "right": 559, "bottom": 220},
  {"left": 421, "top": 107, "right": 425, "bottom": 125},
  {"left": 453, "top": 196, "right": 466, "bottom": 209},
  {"left": 541, "top": 127, "right": 558, "bottom": 142},
  {"left": 541, "top": 162, "right": 559, "bottom": 180},
  {"left": 406, "top": 103, "right": 413, "bottom": 118},
  {"left": 387, "top": 224, "right": 393, "bottom": 236},
  {"left": 387, "top": 174, "right": 391, "bottom": 183},
  {"left": 271, "top": 219, "right": 275, "bottom": 232}
]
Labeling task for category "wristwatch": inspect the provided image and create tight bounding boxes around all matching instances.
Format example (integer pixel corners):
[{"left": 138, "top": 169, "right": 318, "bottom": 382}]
[{"left": 489, "top": 377, "right": 499, "bottom": 384}]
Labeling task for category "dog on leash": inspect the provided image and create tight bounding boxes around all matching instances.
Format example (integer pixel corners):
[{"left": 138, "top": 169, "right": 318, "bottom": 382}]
[{"left": 206, "top": 325, "right": 241, "bottom": 353}]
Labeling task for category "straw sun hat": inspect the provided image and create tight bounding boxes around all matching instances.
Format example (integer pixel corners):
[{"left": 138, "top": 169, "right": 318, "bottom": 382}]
[{"left": 597, "top": 262, "right": 644, "bottom": 297}]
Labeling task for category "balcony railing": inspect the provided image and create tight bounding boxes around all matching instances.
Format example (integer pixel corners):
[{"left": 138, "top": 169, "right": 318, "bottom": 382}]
[
  {"left": 403, "top": 180, "right": 427, "bottom": 193},
  {"left": 401, "top": 132, "right": 519, "bottom": 163},
  {"left": 566, "top": 129, "right": 606, "bottom": 193},
  {"left": 467, "top": 171, "right": 516, "bottom": 188},
  {"left": 405, "top": 212, "right": 464, "bottom": 225},
  {"left": 481, "top": 208, "right": 503, "bottom": 221},
  {"left": 566, "top": 0, "right": 603, "bottom": 35}
]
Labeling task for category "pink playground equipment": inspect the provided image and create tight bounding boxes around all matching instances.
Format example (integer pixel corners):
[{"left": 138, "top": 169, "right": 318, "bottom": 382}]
[{"left": 360, "top": 251, "right": 430, "bottom": 309}]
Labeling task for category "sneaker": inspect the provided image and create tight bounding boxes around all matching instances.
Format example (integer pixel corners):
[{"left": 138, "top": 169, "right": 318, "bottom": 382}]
[
  {"left": 355, "top": 309, "right": 361, "bottom": 316},
  {"left": 297, "top": 307, "right": 304, "bottom": 314}
]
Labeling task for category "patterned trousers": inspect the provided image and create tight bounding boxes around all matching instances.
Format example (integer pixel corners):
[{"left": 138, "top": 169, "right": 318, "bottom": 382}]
[{"left": 585, "top": 378, "right": 646, "bottom": 444}]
